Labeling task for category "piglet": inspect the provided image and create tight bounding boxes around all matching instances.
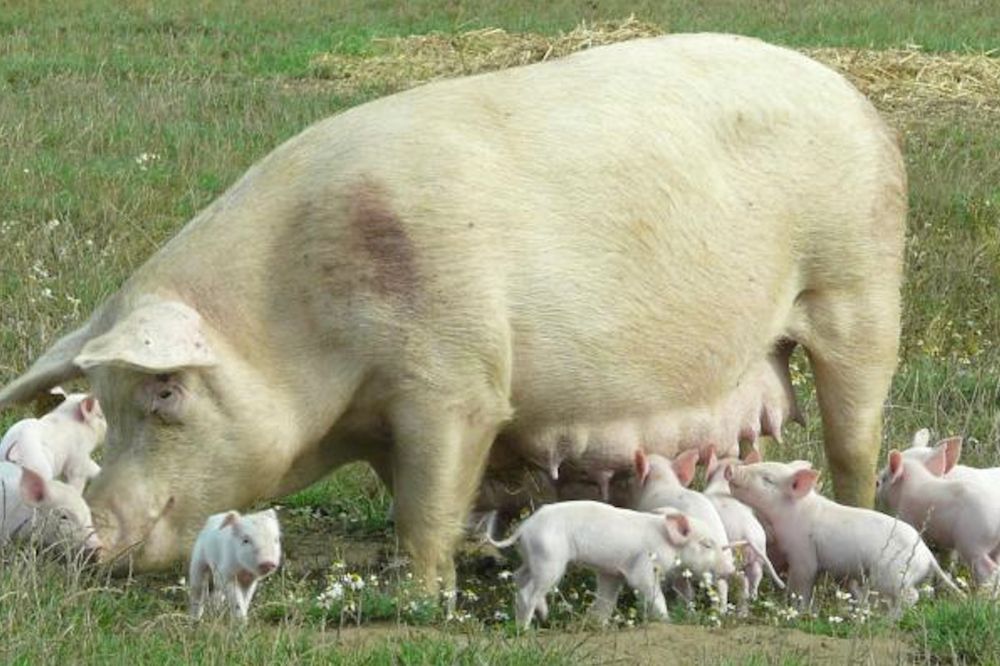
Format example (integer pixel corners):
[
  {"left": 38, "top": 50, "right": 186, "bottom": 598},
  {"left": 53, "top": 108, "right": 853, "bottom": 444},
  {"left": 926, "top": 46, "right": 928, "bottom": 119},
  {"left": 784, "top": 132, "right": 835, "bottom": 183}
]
[
  {"left": 703, "top": 448, "right": 784, "bottom": 609},
  {"left": 0, "top": 461, "right": 102, "bottom": 552},
  {"left": 189, "top": 508, "right": 282, "bottom": 621},
  {"left": 876, "top": 429, "right": 1000, "bottom": 492},
  {"left": 880, "top": 444, "right": 1000, "bottom": 590},
  {"left": 633, "top": 449, "right": 737, "bottom": 613},
  {"left": 488, "top": 500, "right": 734, "bottom": 629},
  {"left": 0, "top": 389, "right": 106, "bottom": 491},
  {"left": 728, "top": 460, "right": 962, "bottom": 614}
]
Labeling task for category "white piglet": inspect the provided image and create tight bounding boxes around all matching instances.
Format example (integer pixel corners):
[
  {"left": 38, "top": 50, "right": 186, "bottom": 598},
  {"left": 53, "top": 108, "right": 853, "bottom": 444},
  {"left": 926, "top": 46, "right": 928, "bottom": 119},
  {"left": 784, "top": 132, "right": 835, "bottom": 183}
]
[
  {"left": 0, "top": 461, "right": 101, "bottom": 551},
  {"left": 876, "top": 429, "right": 1000, "bottom": 498},
  {"left": 703, "top": 448, "right": 784, "bottom": 609},
  {"left": 488, "top": 500, "right": 734, "bottom": 629},
  {"left": 633, "top": 450, "right": 738, "bottom": 613},
  {"left": 728, "top": 461, "right": 962, "bottom": 614},
  {"left": 0, "top": 389, "right": 106, "bottom": 491},
  {"left": 189, "top": 509, "right": 282, "bottom": 621},
  {"left": 880, "top": 444, "right": 1000, "bottom": 590}
]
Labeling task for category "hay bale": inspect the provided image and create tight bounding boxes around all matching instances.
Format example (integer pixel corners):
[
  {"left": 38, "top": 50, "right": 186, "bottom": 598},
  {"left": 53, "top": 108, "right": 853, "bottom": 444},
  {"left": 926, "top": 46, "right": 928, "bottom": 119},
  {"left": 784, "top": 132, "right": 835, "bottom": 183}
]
[
  {"left": 308, "top": 16, "right": 662, "bottom": 91},
  {"left": 307, "top": 19, "right": 1000, "bottom": 122}
]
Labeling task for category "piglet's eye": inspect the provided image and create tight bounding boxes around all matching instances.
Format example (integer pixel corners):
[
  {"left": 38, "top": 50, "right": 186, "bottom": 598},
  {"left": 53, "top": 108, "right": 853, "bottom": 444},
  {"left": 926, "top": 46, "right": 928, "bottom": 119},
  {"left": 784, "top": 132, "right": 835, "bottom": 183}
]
[
  {"left": 158, "top": 389, "right": 173, "bottom": 400},
  {"left": 242, "top": 537, "right": 251, "bottom": 545}
]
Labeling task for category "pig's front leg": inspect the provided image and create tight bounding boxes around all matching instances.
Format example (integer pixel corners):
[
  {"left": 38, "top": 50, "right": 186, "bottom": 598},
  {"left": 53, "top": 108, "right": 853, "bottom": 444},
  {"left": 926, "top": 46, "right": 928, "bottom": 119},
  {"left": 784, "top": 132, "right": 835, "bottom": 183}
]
[
  {"left": 717, "top": 576, "right": 730, "bottom": 615},
  {"left": 588, "top": 572, "right": 624, "bottom": 623},
  {"left": 786, "top": 561, "right": 818, "bottom": 610},
  {"left": 224, "top": 579, "right": 249, "bottom": 621},
  {"left": 623, "top": 559, "right": 669, "bottom": 621}
]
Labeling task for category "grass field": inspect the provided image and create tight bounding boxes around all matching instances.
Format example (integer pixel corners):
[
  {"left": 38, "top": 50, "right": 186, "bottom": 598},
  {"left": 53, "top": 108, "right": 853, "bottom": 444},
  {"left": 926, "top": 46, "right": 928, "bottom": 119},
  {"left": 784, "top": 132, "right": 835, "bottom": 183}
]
[{"left": 1, "top": 2, "right": 999, "bottom": 664}]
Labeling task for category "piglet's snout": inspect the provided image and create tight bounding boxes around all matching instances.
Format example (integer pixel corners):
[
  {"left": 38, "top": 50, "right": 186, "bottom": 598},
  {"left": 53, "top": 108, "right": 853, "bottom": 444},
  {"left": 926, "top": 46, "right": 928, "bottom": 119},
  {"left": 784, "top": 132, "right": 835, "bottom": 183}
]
[{"left": 258, "top": 561, "right": 278, "bottom": 575}]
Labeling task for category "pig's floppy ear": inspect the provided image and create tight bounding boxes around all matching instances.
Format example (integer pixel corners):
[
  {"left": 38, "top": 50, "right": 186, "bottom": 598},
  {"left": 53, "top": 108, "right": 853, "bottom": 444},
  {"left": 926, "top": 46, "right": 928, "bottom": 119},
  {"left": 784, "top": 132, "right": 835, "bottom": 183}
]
[
  {"left": 888, "top": 450, "right": 905, "bottom": 483},
  {"left": 742, "top": 448, "right": 762, "bottom": 464},
  {"left": 663, "top": 513, "right": 692, "bottom": 546},
  {"left": 0, "top": 321, "right": 95, "bottom": 410},
  {"left": 74, "top": 299, "right": 216, "bottom": 373},
  {"left": 787, "top": 468, "right": 820, "bottom": 499}
]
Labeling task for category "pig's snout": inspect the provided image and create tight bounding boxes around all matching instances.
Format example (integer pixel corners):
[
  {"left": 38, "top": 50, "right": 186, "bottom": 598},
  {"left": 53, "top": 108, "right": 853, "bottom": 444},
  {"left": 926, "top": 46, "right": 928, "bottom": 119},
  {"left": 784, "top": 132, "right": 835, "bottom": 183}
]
[{"left": 258, "top": 561, "right": 278, "bottom": 575}]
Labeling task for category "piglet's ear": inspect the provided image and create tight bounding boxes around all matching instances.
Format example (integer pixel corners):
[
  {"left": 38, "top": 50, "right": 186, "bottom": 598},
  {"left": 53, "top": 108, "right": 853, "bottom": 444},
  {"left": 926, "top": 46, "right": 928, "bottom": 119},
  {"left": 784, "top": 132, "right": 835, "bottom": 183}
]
[
  {"left": 19, "top": 468, "right": 50, "bottom": 506},
  {"left": 924, "top": 442, "right": 953, "bottom": 477},
  {"left": 74, "top": 298, "right": 216, "bottom": 374},
  {"left": 704, "top": 446, "right": 719, "bottom": 479},
  {"left": 663, "top": 513, "right": 691, "bottom": 546},
  {"left": 76, "top": 396, "right": 99, "bottom": 422},
  {"left": 220, "top": 511, "right": 241, "bottom": 530},
  {"left": 634, "top": 450, "right": 650, "bottom": 485},
  {"left": 937, "top": 437, "right": 963, "bottom": 473},
  {"left": 673, "top": 449, "right": 699, "bottom": 488},
  {"left": 787, "top": 468, "right": 820, "bottom": 499},
  {"left": 743, "top": 448, "right": 762, "bottom": 464},
  {"left": 910, "top": 428, "right": 931, "bottom": 449},
  {"left": 888, "top": 450, "right": 905, "bottom": 483}
]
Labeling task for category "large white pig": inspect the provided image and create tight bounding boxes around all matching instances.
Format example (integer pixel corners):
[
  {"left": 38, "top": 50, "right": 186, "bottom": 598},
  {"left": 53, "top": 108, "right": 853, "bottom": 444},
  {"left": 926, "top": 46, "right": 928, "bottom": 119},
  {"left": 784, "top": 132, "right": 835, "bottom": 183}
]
[{"left": 0, "top": 34, "right": 905, "bottom": 592}]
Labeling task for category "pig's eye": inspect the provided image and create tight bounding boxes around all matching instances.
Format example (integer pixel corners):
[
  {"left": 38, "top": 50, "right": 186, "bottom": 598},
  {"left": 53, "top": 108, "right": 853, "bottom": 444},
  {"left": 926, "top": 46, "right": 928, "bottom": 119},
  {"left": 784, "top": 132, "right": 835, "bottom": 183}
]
[
  {"left": 762, "top": 476, "right": 775, "bottom": 486},
  {"left": 700, "top": 540, "right": 712, "bottom": 549},
  {"left": 242, "top": 537, "right": 251, "bottom": 546}
]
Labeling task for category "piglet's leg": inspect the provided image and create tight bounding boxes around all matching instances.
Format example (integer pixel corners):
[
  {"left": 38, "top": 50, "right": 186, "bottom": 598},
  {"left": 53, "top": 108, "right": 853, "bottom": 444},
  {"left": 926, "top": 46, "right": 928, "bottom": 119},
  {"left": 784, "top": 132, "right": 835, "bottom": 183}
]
[
  {"left": 623, "top": 561, "right": 669, "bottom": 621},
  {"left": 224, "top": 580, "right": 247, "bottom": 621},
  {"left": 716, "top": 577, "right": 730, "bottom": 615},
  {"left": 188, "top": 561, "right": 210, "bottom": 620},
  {"left": 589, "top": 573, "right": 624, "bottom": 623},
  {"left": 786, "top": 563, "right": 817, "bottom": 610}
]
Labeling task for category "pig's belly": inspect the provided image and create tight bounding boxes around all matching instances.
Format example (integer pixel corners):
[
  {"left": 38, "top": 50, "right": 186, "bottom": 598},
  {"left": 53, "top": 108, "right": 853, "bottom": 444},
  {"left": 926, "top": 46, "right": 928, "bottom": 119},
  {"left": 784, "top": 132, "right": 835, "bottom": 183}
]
[{"left": 500, "top": 345, "right": 799, "bottom": 480}]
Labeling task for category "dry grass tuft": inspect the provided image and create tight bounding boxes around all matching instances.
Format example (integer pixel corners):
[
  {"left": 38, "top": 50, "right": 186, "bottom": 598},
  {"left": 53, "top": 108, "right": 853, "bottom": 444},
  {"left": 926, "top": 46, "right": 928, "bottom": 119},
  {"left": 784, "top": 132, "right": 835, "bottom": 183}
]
[
  {"left": 309, "top": 16, "right": 662, "bottom": 90},
  {"left": 309, "top": 17, "right": 1000, "bottom": 121}
]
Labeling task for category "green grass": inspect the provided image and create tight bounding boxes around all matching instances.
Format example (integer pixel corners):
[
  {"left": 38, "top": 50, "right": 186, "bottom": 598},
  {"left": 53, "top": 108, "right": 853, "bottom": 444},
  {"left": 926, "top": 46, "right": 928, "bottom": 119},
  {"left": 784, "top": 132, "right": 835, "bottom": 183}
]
[{"left": 1, "top": 1, "right": 1000, "bottom": 664}]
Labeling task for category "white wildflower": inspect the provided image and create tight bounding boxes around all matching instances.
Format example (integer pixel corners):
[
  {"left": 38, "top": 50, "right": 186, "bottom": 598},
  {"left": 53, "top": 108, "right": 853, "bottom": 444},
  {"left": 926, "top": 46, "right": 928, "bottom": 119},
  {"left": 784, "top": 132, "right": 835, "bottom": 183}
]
[
  {"left": 828, "top": 615, "right": 844, "bottom": 624},
  {"left": 498, "top": 570, "right": 513, "bottom": 581},
  {"left": 681, "top": 568, "right": 693, "bottom": 579},
  {"left": 46, "top": 219, "right": 60, "bottom": 231}
]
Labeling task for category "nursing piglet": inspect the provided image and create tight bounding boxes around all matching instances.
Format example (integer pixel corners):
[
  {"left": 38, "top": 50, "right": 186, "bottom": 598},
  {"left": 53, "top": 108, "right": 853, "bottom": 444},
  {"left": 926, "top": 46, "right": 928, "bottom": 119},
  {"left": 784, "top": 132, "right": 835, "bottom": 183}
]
[
  {"left": 0, "top": 461, "right": 101, "bottom": 551},
  {"left": 633, "top": 450, "right": 736, "bottom": 613},
  {"left": 727, "top": 461, "right": 961, "bottom": 613},
  {"left": 703, "top": 448, "right": 784, "bottom": 608},
  {"left": 488, "top": 501, "right": 733, "bottom": 629}
]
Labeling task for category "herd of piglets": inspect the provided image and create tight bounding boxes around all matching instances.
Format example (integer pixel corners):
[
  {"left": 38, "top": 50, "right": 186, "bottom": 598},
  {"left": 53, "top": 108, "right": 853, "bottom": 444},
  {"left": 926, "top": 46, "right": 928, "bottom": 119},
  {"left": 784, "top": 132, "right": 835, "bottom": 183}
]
[
  {"left": 3, "top": 389, "right": 997, "bottom": 626},
  {"left": 0, "top": 388, "right": 283, "bottom": 621},
  {"left": 488, "top": 428, "right": 1000, "bottom": 629}
]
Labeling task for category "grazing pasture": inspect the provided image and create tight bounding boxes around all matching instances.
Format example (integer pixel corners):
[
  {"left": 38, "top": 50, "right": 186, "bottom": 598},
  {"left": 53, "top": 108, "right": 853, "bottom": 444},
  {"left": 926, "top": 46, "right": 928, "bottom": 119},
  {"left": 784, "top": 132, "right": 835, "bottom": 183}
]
[{"left": 1, "top": 2, "right": 997, "bottom": 663}]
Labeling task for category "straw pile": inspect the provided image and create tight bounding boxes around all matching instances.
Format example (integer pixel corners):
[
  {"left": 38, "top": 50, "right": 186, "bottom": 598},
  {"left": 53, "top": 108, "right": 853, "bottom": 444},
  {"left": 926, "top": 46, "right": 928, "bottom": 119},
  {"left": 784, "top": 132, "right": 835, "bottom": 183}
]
[{"left": 308, "top": 17, "right": 1000, "bottom": 122}]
